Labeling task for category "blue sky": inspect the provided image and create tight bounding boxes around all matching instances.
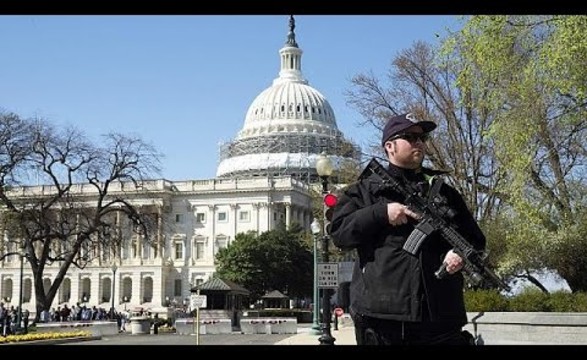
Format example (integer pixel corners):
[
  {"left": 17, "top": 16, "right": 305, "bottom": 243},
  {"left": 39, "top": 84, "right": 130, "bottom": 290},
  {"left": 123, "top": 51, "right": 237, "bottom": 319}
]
[{"left": 0, "top": 15, "right": 462, "bottom": 181}]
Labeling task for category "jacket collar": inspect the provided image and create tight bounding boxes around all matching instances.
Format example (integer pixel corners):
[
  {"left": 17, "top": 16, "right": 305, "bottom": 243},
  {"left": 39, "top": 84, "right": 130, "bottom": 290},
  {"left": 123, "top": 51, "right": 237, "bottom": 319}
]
[{"left": 385, "top": 162, "right": 447, "bottom": 181}]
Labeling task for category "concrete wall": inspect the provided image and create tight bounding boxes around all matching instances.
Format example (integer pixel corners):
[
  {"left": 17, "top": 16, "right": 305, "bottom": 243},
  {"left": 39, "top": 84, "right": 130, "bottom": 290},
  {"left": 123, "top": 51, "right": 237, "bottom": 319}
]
[
  {"left": 465, "top": 312, "right": 587, "bottom": 345},
  {"left": 35, "top": 321, "right": 119, "bottom": 336}
]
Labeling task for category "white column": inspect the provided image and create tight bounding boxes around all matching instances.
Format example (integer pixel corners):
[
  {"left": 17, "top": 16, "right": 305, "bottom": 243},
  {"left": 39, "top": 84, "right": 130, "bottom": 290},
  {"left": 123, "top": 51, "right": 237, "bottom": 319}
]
[
  {"left": 156, "top": 206, "right": 162, "bottom": 259},
  {"left": 132, "top": 272, "right": 142, "bottom": 306},
  {"left": 285, "top": 203, "right": 291, "bottom": 229},
  {"left": 208, "top": 205, "right": 216, "bottom": 261},
  {"left": 231, "top": 204, "right": 238, "bottom": 238},
  {"left": 252, "top": 203, "right": 260, "bottom": 235},
  {"left": 90, "top": 272, "right": 100, "bottom": 307},
  {"left": 268, "top": 202, "right": 273, "bottom": 230}
]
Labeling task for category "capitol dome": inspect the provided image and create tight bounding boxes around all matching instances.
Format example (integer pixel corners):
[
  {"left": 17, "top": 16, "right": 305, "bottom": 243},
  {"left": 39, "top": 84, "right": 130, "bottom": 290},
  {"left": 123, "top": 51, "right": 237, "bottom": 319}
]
[
  {"left": 216, "top": 16, "right": 359, "bottom": 181},
  {"left": 238, "top": 81, "right": 340, "bottom": 140}
]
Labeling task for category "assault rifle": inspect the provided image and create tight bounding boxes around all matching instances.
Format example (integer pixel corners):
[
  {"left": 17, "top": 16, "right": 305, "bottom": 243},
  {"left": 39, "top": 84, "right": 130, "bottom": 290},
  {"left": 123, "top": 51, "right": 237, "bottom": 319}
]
[{"left": 362, "top": 158, "right": 510, "bottom": 291}]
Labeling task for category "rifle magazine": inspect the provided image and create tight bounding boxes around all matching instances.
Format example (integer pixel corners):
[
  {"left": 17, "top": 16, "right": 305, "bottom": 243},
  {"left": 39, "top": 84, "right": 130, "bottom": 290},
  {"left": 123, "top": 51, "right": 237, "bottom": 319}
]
[{"left": 403, "top": 219, "right": 435, "bottom": 255}]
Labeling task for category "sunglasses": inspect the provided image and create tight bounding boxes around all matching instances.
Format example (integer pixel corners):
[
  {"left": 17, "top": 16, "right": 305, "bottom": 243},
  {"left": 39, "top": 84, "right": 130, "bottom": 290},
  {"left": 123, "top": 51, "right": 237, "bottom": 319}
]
[{"left": 389, "top": 132, "right": 430, "bottom": 143}]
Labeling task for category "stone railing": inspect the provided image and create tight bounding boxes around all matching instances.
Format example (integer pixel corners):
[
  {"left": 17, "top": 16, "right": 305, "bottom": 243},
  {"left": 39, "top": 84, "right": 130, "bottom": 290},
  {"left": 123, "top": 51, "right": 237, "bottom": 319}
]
[{"left": 464, "top": 312, "right": 587, "bottom": 345}]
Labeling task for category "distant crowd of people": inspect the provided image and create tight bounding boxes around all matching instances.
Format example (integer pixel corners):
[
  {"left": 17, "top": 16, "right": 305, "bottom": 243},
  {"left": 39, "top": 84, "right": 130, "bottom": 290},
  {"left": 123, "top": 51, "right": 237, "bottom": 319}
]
[
  {"left": 1, "top": 301, "right": 195, "bottom": 336},
  {"left": 0, "top": 302, "right": 30, "bottom": 336},
  {"left": 0, "top": 301, "right": 134, "bottom": 336},
  {"left": 38, "top": 303, "right": 114, "bottom": 322}
]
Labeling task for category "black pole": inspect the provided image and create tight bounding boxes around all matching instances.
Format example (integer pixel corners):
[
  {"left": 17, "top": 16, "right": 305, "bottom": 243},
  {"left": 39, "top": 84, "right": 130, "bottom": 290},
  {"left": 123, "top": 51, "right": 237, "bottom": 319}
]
[{"left": 318, "top": 176, "right": 335, "bottom": 345}]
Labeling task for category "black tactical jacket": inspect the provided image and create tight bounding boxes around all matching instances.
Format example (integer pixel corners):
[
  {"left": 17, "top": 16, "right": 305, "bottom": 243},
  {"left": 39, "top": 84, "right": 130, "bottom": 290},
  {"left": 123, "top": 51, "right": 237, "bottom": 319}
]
[{"left": 330, "top": 161, "right": 486, "bottom": 326}]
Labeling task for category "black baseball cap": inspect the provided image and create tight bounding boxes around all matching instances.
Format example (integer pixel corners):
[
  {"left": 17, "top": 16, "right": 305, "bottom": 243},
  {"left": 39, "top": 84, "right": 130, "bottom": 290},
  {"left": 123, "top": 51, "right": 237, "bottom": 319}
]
[{"left": 381, "top": 113, "right": 437, "bottom": 146}]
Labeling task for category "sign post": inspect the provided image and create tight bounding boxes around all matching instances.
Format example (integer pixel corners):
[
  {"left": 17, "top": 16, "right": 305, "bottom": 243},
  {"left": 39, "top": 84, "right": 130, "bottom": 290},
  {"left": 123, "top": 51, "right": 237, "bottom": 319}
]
[
  {"left": 317, "top": 262, "right": 339, "bottom": 289},
  {"left": 190, "top": 292, "right": 207, "bottom": 345}
]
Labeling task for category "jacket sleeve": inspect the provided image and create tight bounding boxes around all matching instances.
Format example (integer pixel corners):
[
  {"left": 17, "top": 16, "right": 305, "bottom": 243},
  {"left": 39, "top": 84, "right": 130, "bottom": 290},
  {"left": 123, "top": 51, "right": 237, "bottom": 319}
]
[{"left": 329, "top": 181, "right": 389, "bottom": 251}]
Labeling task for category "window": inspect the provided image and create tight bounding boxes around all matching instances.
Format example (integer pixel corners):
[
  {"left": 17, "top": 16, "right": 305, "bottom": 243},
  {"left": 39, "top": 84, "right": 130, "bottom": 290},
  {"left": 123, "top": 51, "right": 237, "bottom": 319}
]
[
  {"left": 175, "top": 214, "right": 182, "bottom": 223},
  {"left": 174, "top": 279, "right": 182, "bottom": 296},
  {"left": 174, "top": 242, "right": 183, "bottom": 259},
  {"left": 196, "top": 213, "right": 206, "bottom": 223},
  {"left": 217, "top": 212, "right": 227, "bottom": 222},
  {"left": 142, "top": 240, "right": 150, "bottom": 259},
  {"left": 132, "top": 241, "right": 138, "bottom": 258},
  {"left": 215, "top": 236, "right": 228, "bottom": 254},
  {"left": 239, "top": 211, "right": 250, "bottom": 222},
  {"left": 195, "top": 241, "right": 205, "bottom": 260}
]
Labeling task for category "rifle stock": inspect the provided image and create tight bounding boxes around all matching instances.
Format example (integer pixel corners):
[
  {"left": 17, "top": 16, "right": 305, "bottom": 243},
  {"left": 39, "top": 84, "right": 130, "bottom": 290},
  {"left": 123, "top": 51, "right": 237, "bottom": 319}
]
[{"left": 363, "top": 158, "right": 510, "bottom": 292}]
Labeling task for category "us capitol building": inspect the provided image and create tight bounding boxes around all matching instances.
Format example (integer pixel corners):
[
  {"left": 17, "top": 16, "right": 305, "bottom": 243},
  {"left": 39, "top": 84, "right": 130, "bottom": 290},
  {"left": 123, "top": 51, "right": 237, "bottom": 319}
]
[{"left": 0, "top": 16, "right": 359, "bottom": 315}]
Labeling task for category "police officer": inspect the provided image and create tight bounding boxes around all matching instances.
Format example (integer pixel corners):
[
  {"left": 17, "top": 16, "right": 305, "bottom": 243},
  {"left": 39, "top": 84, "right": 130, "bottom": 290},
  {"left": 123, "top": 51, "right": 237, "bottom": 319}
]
[{"left": 330, "top": 113, "right": 485, "bottom": 345}]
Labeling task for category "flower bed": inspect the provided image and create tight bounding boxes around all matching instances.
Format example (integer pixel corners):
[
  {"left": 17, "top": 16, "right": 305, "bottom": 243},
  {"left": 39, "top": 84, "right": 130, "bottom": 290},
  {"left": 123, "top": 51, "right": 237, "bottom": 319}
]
[{"left": 0, "top": 330, "right": 92, "bottom": 344}]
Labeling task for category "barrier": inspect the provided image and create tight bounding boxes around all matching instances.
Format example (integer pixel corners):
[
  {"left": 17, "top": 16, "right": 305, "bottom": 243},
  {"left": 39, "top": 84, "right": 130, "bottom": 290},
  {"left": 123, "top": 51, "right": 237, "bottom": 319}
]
[
  {"left": 130, "top": 316, "right": 151, "bottom": 335},
  {"left": 35, "top": 321, "right": 119, "bottom": 336},
  {"left": 174, "top": 318, "right": 232, "bottom": 335},
  {"left": 240, "top": 318, "right": 297, "bottom": 334}
]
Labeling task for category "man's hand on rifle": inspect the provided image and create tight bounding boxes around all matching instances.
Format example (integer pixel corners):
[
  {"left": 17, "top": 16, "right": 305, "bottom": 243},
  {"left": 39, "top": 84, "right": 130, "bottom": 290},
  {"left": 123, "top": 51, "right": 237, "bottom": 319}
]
[
  {"left": 443, "top": 250, "right": 464, "bottom": 274},
  {"left": 387, "top": 202, "right": 421, "bottom": 226}
]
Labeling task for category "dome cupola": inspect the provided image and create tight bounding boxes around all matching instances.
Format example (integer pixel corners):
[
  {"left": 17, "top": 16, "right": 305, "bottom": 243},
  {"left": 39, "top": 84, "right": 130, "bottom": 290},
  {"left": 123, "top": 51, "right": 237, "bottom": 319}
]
[{"left": 216, "top": 16, "right": 359, "bottom": 181}]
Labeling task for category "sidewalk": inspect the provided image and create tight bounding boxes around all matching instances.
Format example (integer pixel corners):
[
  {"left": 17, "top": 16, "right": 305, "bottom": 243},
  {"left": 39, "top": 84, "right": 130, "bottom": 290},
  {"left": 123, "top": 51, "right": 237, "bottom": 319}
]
[{"left": 274, "top": 323, "right": 356, "bottom": 345}]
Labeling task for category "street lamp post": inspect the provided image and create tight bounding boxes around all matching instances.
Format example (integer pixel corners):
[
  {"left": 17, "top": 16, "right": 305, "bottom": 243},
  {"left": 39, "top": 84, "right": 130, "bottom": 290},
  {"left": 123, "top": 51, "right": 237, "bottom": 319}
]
[
  {"left": 111, "top": 264, "right": 118, "bottom": 319},
  {"left": 315, "top": 152, "right": 336, "bottom": 345},
  {"left": 310, "top": 219, "right": 321, "bottom": 334}
]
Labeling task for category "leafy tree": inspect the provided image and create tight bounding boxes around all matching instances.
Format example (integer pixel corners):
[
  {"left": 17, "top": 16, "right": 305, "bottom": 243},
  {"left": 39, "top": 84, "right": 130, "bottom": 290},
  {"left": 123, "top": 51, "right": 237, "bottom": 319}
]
[
  {"left": 215, "top": 223, "right": 313, "bottom": 302},
  {"left": 0, "top": 111, "right": 162, "bottom": 320},
  {"left": 451, "top": 16, "right": 587, "bottom": 292},
  {"left": 344, "top": 15, "right": 587, "bottom": 293}
]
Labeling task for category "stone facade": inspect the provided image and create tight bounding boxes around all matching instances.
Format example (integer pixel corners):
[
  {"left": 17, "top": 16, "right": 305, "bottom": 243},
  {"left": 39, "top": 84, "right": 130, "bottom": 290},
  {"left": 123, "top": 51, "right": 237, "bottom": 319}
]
[{"left": 0, "top": 176, "right": 313, "bottom": 315}]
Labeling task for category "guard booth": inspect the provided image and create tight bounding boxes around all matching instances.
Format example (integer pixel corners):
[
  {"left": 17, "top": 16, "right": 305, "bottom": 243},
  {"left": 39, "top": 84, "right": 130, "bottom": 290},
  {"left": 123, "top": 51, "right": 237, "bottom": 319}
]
[
  {"left": 190, "top": 278, "right": 250, "bottom": 331},
  {"left": 261, "top": 290, "right": 289, "bottom": 309}
]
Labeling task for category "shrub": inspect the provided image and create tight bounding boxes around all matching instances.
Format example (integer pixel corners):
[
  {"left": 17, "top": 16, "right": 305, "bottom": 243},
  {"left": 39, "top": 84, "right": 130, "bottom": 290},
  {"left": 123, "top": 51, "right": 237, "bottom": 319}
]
[
  {"left": 547, "top": 290, "right": 577, "bottom": 312},
  {"left": 572, "top": 292, "right": 587, "bottom": 312},
  {"left": 466, "top": 287, "right": 587, "bottom": 312},
  {"left": 464, "top": 289, "right": 509, "bottom": 312},
  {"left": 508, "top": 288, "right": 550, "bottom": 312}
]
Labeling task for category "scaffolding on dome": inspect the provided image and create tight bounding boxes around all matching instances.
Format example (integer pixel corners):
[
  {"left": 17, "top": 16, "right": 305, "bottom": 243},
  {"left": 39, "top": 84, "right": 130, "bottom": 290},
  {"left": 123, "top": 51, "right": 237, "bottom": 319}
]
[{"left": 217, "top": 132, "right": 361, "bottom": 183}]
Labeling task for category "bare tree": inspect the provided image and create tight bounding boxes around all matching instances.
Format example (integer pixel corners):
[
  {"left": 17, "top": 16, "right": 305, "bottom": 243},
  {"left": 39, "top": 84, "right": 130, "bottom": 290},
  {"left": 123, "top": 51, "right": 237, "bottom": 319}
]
[
  {"left": 344, "top": 41, "right": 506, "bottom": 225},
  {"left": 0, "top": 113, "right": 163, "bottom": 320}
]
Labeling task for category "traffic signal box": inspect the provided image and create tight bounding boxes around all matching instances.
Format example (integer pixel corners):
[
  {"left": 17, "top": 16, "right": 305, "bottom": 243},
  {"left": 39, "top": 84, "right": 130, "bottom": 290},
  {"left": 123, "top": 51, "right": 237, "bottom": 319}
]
[{"left": 323, "top": 192, "right": 338, "bottom": 235}]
